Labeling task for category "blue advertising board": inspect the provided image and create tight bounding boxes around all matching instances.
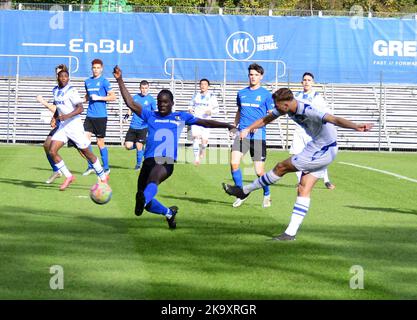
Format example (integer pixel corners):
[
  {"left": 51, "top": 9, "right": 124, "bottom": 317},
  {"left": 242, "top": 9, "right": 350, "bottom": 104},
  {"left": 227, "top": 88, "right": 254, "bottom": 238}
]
[{"left": 0, "top": 10, "right": 416, "bottom": 83}]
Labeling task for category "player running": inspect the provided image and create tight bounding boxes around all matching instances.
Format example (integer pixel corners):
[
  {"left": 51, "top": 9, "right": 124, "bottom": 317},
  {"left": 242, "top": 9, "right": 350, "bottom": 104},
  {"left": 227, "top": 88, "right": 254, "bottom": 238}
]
[
  {"left": 222, "top": 88, "right": 372, "bottom": 241},
  {"left": 82, "top": 59, "right": 116, "bottom": 176},
  {"left": 49, "top": 70, "right": 109, "bottom": 191},
  {"left": 122, "top": 80, "right": 157, "bottom": 171},
  {"left": 188, "top": 78, "right": 219, "bottom": 165},
  {"left": 229, "top": 63, "right": 275, "bottom": 208},
  {"left": 113, "top": 65, "right": 235, "bottom": 229}
]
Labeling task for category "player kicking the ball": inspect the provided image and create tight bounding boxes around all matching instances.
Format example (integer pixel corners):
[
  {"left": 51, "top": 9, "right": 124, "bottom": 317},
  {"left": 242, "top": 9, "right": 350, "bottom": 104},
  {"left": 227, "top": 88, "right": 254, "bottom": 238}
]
[
  {"left": 49, "top": 70, "right": 109, "bottom": 191},
  {"left": 222, "top": 88, "right": 372, "bottom": 241},
  {"left": 114, "top": 65, "right": 235, "bottom": 229}
]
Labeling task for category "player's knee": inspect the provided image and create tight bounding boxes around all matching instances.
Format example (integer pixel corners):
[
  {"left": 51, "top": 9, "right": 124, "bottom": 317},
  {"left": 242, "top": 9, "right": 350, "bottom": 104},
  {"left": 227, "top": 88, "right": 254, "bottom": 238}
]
[
  {"left": 124, "top": 142, "right": 132, "bottom": 150},
  {"left": 273, "top": 162, "right": 288, "bottom": 176},
  {"left": 231, "top": 163, "right": 240, "bottom": 171},
  {"left": 297, "top": 185, "right": 311, "bottom": 198},
  {"left": 48, "top": 148, "right": 57, "bottom": 158}
]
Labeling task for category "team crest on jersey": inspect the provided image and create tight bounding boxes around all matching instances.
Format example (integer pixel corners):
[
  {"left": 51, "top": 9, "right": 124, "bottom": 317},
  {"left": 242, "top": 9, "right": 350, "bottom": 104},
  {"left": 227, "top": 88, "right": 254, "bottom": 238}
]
[
  {"left": 175, "top": 116, "right": 181, "bottom": 121},
  {"left": 144, "top": 101, "right": 148, "bottom": 105},
  {"left": 256, "top": 96, "right": 261, "bottom": 101}
]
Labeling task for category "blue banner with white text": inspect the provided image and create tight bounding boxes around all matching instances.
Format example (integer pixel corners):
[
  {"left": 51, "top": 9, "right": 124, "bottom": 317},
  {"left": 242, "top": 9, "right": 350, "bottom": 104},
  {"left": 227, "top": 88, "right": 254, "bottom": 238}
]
[{"left": 0, "top": 10, "right": 416, "bottom": 83}]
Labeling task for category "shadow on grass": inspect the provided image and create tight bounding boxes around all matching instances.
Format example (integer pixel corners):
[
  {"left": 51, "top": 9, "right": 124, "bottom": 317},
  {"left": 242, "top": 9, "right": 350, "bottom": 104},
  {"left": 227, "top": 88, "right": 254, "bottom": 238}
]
[
  {"left": 0, "top": 177, "right": 89, "bottom": 191},
  {"left": 0, "top": 204, "right": 416, "bottom": 299},
  {"left": 159, "top": 194, "right": 231, "bottom": 206},
  {"left": 347, "top": 205, "right": 417, "bottom": 216}
]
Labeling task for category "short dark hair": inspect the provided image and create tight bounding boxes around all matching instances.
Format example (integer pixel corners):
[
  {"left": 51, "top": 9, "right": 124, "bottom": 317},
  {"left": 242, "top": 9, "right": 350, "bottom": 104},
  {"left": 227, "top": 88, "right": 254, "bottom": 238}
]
[
  {"left": 55, "top": 64, "right": 68, "bottom": 74},
  {"left": 157, "top": 89, "right": 174, "bottom": 103},
  {"left": 57, "top": 69, "right": 69, "bottom": 77},
  {"left": 140, "top": 80, "right": 149, "bottom": 87},
  {"left": 272, "top": 88, "right": 294, "bottom": 103},
  {"left": 200, "top": 78, "right": 210, "bottom": 86},
  {"left": 302, "top": 72, "right": 315, "bottom": 80},
  {"left": 91, "top": 59, "right": 103, "bottom": 66},
  {"left": 248, "top": 63, "right": 264, "bottom": 75}
]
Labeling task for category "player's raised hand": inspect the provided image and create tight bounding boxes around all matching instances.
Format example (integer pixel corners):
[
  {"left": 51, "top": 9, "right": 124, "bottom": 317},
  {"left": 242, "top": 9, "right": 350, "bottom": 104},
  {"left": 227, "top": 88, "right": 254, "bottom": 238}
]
[
  {"left": 122, "top": 113, "right": 130, "bottom": 123},
  {"left": 356, "top": 123, "right": 373, "bottom": 132},
  {"left": 36, "top": 95, "right": 45, "bottom": 104},
  {"left": 113, "top": 65, "right": 122, "bottom": 79}
]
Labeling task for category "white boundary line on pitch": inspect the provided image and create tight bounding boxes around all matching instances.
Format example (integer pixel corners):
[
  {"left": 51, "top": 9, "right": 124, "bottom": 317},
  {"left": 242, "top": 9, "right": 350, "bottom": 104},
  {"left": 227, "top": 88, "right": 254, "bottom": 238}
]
[{"left": 338, "top": 162, "right": 417, "bottom": 183}]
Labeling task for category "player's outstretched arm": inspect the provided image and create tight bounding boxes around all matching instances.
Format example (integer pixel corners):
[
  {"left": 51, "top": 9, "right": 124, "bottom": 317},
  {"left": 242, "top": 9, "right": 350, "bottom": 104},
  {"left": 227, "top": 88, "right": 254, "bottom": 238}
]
[
  {"left": 37, "top": 95, "right": 56, "bottom": 113},
  {"left": 113, "top": 65, "right": 143, "bottom": 116},
  {"left": 195, "top": 118, "right": 235, "bottom": 131},
  {"left": 240, "top": 112, "right": 278, "bottom": 139},
  {"left": 324, "top": 114, "right": 373, "bottom": 132}
]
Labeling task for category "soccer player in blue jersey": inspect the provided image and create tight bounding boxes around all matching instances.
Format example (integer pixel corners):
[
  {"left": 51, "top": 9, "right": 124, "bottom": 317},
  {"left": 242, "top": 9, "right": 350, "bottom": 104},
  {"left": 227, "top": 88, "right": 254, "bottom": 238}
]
[
  {"left": 83, "top": 59, "right": 116, "bottom": 176},
  {"left": 123, "top": 80, "right": 157, "bottom": 170},
  {"left": 113, "top": 66, "right": 235, "bottom": 229},
  {"left": 230, "top": 63, "right": 275, "bottom": 208},
  {"left": 223, "top": 88, "right": 372, "bottom": 241}
]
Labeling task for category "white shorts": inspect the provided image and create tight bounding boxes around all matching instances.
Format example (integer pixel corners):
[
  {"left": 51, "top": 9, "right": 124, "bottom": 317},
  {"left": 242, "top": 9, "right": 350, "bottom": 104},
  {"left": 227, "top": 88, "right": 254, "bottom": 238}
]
[
  {"left": 291, "top": 142, "right": 338, "bottom": 179},
  {"left": 52, "top": 118, "right": 91, "bottom": 150},
  {"left": 191, "top": 125, "right": 210, "bottom": 140},
  {"left": 290, "top": 129, "right": 312, "bottom": 155}
]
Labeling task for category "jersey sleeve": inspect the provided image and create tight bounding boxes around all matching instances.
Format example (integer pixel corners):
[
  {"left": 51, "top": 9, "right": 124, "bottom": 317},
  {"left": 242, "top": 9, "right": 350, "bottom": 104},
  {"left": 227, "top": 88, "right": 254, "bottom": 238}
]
[
  {"left": 189, "top": 94, "right": 196, "bottom": 110},
  {"left": 68, "top": 88, "right": 84, "bottom": 106},
  {"left": 305, "top": 105, "right": 327, "bottom": 122},
  {"left": 265, "top": 93, "right": 275, "bottom": 111},
  {"left": 236, "top": 92, "right": 241, "bottom": 108},
  {"left": 150, "top": 97, "right": 157, "bottom": 111},
  {"left": 139, "top": 107, "right": 152, "bottom": 122},
  {"left": 312, "top": 94, "right": 329, "bottom": 113},
  {"left": 181, "top": 111, "right": 198, "bottom": 125},
  {"left": 271, "top": 108, "right": 281, "bottom": 118},
  {"left": 103, "top": 78, "right": 112, "bottom": 93}
]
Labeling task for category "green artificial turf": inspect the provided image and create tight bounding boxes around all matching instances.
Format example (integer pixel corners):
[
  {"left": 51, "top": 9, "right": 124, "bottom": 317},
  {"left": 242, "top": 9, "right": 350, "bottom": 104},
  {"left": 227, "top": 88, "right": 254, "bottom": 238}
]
[{"left": 0, "top": 145, "right": 416, "bottom": 299}]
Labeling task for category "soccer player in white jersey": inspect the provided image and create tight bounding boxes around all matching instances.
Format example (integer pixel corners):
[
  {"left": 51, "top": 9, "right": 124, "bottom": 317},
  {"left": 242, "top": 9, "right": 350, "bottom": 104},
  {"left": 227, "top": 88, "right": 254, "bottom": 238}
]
[
  {"left": 291, "top": 72, "right": 335, "bottom": 190},
  {"left": 49, "top": 70, "right": 109, "bottom": 191},
  {"left": 36, "top": 64, "right": 68, "bottom": 184},
  {"left": 222, "top": 88, "right": 372, "bottom": 241},
  {"left": 188, "top": 78, "right": 219, "bottom": 165}
]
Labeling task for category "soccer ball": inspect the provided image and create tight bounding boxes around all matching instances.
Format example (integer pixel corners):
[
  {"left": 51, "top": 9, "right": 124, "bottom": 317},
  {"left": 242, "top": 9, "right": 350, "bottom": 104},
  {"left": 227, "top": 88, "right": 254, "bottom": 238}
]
[{"left": 90, "top": 182, "right": 112, "bottom": 205}]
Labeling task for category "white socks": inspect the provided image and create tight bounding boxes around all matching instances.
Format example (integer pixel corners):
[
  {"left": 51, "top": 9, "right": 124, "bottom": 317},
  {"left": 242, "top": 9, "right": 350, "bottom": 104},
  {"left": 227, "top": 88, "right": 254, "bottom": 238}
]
[
  {"left": 92, "top": 159, "right": 106, "bottom": 181},
  {"left": 193, "top": 140, "right": 200, "bottom": 161},
  {"left": 243, "top": 170, "right": 281, "bottom": 194},
  {"left": 55, "top": 160, "right": 72, "bottom": 178},
  {"left": 296, "top": 171, "right": 302, "bottom": 183},
  {"left": 285, "top": 197, "right": 310, "bottom": 236},
  {"left": 323, "top": 169, "right": 330, "bottom": 184}
]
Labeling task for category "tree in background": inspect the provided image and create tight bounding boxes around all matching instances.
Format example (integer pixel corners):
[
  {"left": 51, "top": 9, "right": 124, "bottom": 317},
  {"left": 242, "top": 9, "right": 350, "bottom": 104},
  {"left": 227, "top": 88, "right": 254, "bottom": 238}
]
[{"left": 10, "top": 0, "right": 417, "bottom": 13}]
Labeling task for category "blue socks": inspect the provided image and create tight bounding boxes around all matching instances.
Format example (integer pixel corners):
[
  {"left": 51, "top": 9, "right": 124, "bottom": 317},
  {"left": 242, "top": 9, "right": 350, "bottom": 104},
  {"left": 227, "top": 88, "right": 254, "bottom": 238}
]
[
  {"left": 136, "top": 150, "right": 144, "bottom": 168},
  {"left": 146, "top": 199, "right": 170, "bottom": 215},
  {"left": 263, "top": 185, "right": 270, "bottom": 196},
  {"left": 143, "top": 183, "right": 171, "bottom": 216},
  {"left": 231, "top": 169, "right": 243, "bottom": 187},
  {"left": 46, "top": 153, "right": 58, "bottom": 172},
  {"left": 143, "top": 183, "right": 158, "bottom": 205},
  {"left": 100, "top": 147, "right": 109, "bottom": 171}
]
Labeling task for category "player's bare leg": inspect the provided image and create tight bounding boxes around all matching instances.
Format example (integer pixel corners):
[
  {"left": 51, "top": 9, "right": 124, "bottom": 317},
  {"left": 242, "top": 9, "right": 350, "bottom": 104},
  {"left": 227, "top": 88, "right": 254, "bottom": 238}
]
[
  {"left": 274, "top": 173, "right": 318, "bottom": 241},
  {"left": 49, "top": 140, "right": 75, "bottom": 190},
  {"left": 81, "top": 147, "right": 108, "bottom": 183}
]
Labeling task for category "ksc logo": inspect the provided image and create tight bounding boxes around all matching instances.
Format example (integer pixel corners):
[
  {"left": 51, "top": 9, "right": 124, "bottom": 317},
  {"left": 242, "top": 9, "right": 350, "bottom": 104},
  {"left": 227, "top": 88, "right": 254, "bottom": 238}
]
[{"left": 226, "top": 31, "right": 256, "bottom": 61}]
